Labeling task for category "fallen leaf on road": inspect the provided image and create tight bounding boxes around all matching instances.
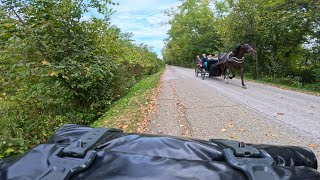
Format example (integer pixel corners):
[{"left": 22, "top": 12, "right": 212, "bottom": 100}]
[
  {"left": 157, "top": 124, "right": 161, "bottom": 127},
  {"left": 228, "top": 123, "right": 234, "bottom": 128},
  {"left": 308, "top": 143, "right": 319, "bottom": 149},
  {"left": 265, "top": 132, "right": 278, "bottom": 137},
  {"left": 230, "top": 135, "right": 238, "bottom": 139},
  {"left": 277, "top": 112, "right": 284, "bottom": 115},
  {"left": 220, "top": 128, "right": 227, "bottom": 132},
  {"left": 179, "top": 125, "right": 184, "bottom": 127},
  {"left": 238, "top": 128, "right": 245, "bottom": 132}
]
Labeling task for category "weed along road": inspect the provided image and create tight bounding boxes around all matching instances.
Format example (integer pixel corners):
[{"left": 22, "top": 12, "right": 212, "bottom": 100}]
[{"left": 147, "top": 65, "right": 320, "bottom": 161}]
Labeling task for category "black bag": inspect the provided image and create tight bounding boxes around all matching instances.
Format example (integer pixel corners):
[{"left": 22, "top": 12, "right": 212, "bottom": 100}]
[{"left": 0, "top": 124, "right": 319, "bottom": 180}]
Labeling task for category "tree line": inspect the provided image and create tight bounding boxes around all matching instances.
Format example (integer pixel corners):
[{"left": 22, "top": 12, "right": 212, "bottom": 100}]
[
  {"left": 0, "top": 0, "right": 164, "bottom": 158},
  {"left": 163, "top": 0, "right": 319, "bottom": 88}
]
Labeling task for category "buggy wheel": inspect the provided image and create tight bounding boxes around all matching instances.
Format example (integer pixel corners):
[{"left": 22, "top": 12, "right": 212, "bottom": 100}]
[
  {"left": 201, "top": 70, "right": 205, "bottom": 80},
  {"left": 195, "top": 69, "right": 199, "bottom": 77}
]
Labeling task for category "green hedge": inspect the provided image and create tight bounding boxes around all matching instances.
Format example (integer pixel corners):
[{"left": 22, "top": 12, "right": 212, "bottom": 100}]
[{"left": 0, "top": 0, "right": 164, "bottom": 158}]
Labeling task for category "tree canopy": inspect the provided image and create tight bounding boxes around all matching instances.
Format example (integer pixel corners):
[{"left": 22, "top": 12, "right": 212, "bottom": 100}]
[{"left": 163, "top": 0, "right": 222, "bottom": 66}]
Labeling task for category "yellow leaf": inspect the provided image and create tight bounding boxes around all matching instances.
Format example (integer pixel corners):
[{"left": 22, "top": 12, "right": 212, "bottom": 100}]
[
  {"left": 230, "top": 135, "right": 238, "bottom": 139},
  {"left": 5, "top": 148, "right": 14, "bottom": 154},
  {"left": 220, "top": 128, "right": 227, "bottom": 132},
  {"left": 50, "top": 71, "right": 57, "bottom": 77},
  {"left": 62, "top": 75, "right": 69, "bottom": 80},
  {"left": 308, "top": 143, "right": 319, "bottom": 149},
  {"left": 227, "top": 123, "right": 234, "bottom": 128},
  {"left": 41, "top": 60, "right": 49, "bottom": 65}
]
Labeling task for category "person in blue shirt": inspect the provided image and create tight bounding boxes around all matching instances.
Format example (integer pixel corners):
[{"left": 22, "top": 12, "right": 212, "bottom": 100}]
[{"left": 201, "top": 54, "right": 207, "bottom": 70}]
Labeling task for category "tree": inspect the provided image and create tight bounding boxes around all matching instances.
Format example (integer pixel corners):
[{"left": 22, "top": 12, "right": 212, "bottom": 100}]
[
  {"left": 163, "top": 0, "right": 222, "bottom": 67},
  {"left": 213, "top": 0, "right": 320, "bottom": 79}
]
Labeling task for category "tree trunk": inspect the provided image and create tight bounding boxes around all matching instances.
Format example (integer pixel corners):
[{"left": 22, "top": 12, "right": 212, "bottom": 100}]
[{"left": 255, "top": 54, "right": 259, "bottom": 79}]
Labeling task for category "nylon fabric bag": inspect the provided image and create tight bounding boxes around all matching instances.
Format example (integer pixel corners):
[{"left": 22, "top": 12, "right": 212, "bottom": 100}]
[{"left": 0, "top": 124, "right": 319, "bottom": 180}]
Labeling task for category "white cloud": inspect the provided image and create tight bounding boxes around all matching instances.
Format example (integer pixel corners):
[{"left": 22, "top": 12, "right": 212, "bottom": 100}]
[{"left": 110, "top": 0, "right": 181, "bottom": 58}]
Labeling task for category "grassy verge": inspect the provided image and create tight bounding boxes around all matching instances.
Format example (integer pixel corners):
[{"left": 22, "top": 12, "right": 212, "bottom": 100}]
[
  {"left": 91, "top": 70, "right": 163, "bottom": 132},
  {"left": 244, "top": 75, "right": 320, "bottom": 96}
]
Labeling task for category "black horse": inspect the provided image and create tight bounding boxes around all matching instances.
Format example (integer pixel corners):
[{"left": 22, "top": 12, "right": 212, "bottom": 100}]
[{"left": 217, "top": 44, "right": 256, "bottom": 88}]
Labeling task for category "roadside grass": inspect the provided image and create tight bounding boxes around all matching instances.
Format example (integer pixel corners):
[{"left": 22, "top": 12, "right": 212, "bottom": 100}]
[
  {"left": 91, "top": 70, "right": 163, "bottom": 132},
  {"left": 244, "top": 75, "right": 320, "bottom": 96}
]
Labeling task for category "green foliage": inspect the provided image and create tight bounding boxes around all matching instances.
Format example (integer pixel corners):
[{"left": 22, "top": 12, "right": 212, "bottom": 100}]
[
  {"left": 163, "top": 0, "right": 222, "bottom": 67},
  {"left": 0, "top": 0, "right": 164, "bottom": 158},
  {"left": 213, "top": 0, "right": 319, "bottom": 81},
  {"left": 163, "top": 0, "right": 319, "bottom": 89},
  {"left": 256, "top": 75, "right": 320, "bottom": 94}
]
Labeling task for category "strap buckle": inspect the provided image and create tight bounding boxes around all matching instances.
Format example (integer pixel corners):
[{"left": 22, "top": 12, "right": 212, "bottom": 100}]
[
  {"left": 37, "top": 127, "right": 122, "bottom": 180},
  {"left": 37, "top": 147, "right": 96, "bottom": 180},
  {"left": 210, "top": 139, "right": 280, "bottom": 180}
]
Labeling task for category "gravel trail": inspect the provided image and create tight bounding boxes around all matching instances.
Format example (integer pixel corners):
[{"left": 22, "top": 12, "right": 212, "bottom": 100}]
[{"left": 146, "top": 65, "right": 320, "bottom": 161}]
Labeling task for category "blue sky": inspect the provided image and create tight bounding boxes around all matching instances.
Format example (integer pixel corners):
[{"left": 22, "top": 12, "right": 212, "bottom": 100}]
[{"left": 110, "top": 0, "right": 181, "bottom": 58}]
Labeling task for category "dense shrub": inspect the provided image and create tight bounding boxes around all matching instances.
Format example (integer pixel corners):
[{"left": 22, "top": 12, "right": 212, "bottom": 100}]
[
  {"left": 0, "top": 0, "right": 164, "bottom": 158},
  {"left": 292, "top": 69, "right": 319, "bottom": 84}
]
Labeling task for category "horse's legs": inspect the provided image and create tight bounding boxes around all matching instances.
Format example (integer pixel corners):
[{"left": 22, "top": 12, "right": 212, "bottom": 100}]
[
  {"left": 220, "top": 65, "right": 226, "bottom": 81},
  {"left": 240, "top": 66, "right": 246, "bottom": 89},
  {"left": 225, "top": 69, "right": 229, "bottom": 84},
  {"left": 230, "top": 70, "right": 235, "bottom": 79},
  {"left": 228, "top": 66, "right": 235, "bottom": 79}
]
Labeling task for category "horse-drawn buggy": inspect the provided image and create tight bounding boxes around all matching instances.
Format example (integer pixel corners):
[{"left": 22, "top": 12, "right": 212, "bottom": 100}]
[
  {"left": 195, "top": 57, "right": 219, "bottom": 80},
  {"left": 195, "top": 44, "right": 256, "bottom": 88}
]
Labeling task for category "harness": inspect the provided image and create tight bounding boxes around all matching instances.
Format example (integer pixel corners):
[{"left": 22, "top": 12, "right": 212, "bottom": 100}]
[
  {"left": 228, "top": 56, "right": 245, "bottom": 63},
  {"left": 214, "top": 52, "right": 245, "bottom": 66}
]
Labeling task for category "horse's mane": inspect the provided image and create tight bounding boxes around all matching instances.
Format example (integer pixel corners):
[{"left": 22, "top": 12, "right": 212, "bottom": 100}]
[{"left": 231, "top": 45, "right": 241, "bottom": 57}]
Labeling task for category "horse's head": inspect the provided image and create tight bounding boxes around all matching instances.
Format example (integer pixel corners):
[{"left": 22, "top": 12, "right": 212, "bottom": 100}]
[{"left": 241, "top": 44, "right": 256, "bottom": 55}]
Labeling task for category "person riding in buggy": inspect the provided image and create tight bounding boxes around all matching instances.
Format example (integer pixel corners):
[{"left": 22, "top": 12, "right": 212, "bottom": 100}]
[{"left": 195, "top": 54, "right": 210, "bottom": 80}]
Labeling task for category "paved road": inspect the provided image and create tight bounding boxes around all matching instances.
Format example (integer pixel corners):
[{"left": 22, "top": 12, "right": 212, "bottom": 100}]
[{"left": 147, "top": 65, "right": 320, "bottom": 160}]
